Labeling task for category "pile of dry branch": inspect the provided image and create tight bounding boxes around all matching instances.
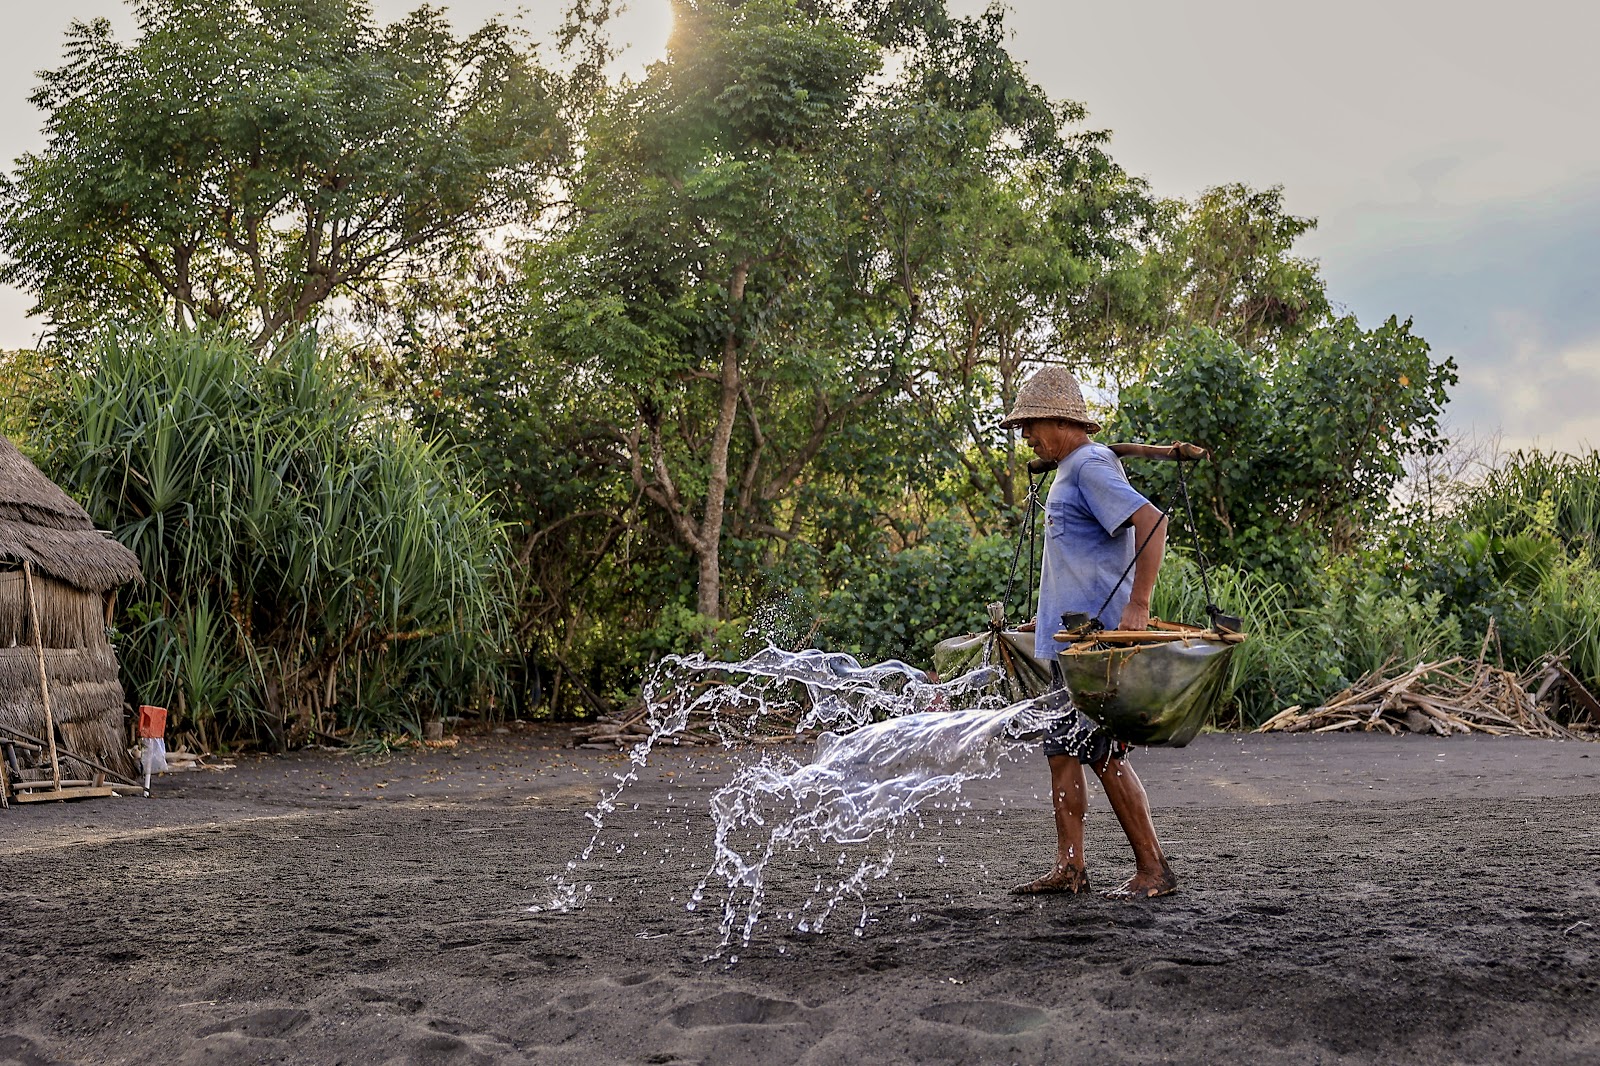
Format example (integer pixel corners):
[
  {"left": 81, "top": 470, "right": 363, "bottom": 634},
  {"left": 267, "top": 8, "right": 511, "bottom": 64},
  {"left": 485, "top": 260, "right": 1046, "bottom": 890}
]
[
  {"left": 1258, "top": 654, "right": 1599, "bottom": 740},
  {"left": 570, "top": 710, "right": 659, "bottom": 750}
]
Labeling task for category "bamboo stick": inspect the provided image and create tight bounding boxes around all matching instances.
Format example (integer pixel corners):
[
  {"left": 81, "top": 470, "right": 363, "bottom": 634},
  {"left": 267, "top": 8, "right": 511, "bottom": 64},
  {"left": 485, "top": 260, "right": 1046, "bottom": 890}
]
[{"left": 22, "top": 562, "right": 61, "bottom": 792}]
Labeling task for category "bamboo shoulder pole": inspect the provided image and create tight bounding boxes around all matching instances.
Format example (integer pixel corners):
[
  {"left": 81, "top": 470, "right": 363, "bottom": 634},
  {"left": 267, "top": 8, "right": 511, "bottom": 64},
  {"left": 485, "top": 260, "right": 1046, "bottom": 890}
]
[{"left": 22, "top": 561, "right": 62, "bottom": 792}]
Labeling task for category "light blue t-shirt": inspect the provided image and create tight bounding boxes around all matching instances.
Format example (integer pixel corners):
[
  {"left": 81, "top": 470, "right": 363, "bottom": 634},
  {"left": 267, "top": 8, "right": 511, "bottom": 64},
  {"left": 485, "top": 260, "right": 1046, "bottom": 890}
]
[{"left": 1034, "top": 441, "right": 1151, "bottom": 660}]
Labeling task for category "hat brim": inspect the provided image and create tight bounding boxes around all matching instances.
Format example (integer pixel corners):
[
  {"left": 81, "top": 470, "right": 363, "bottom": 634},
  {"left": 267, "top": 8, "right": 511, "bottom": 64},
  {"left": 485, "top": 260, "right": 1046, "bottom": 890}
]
[{"left": 1000, "top": 413, "right": 1102, "bottom": 433}]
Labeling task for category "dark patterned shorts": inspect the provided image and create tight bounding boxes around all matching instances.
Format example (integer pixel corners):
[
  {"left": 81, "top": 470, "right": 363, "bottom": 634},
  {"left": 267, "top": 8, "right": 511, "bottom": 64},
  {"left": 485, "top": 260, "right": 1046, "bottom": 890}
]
[{"left": 1040, "top": 665, "right": 1130, "bottom": 765}]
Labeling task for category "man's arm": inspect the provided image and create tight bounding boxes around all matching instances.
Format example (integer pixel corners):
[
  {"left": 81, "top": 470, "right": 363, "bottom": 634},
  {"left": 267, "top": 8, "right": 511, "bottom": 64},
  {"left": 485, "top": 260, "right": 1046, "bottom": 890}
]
[{"left": 1118, "top": 503, "right": 1166, "bottom": 631}]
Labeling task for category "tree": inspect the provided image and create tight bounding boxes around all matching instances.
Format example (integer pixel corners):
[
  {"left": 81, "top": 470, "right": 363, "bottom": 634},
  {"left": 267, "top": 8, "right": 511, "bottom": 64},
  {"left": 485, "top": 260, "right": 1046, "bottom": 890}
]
[
  {"left": 1069, "top": 183, "right": 1332, "bottom": 378},
  {"left": 1116, "top": 317, "right": 1457, "bottom": 586},
  {"left": 527, "top": 0, "right": 902, "bottom": 621},
  {"left": 0, "top": 0, "right": 567, "bottom": 350},
  {"left": 522, "top": 0, "right": 1162, "bottom": 620}
]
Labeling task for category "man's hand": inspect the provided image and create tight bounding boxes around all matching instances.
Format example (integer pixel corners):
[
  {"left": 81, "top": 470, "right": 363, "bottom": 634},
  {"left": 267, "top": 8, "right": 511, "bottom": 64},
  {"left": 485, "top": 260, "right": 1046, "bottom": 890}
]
[
  {"left": 1017, "top": 620, "right": 1036, "bottom": 632},
  {"left": 1118, "top": 601, "right": 1151, "bottom": 632},
  {"left": 1171, "top": 441, "right": 1210, "bottom": 461}
]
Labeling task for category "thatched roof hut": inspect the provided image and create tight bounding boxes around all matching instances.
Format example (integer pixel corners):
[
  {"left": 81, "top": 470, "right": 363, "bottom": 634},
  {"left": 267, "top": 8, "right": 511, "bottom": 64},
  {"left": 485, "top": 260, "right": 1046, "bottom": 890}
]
[{"left": 0, "top": 436, "right": 142, "bottom": 779}]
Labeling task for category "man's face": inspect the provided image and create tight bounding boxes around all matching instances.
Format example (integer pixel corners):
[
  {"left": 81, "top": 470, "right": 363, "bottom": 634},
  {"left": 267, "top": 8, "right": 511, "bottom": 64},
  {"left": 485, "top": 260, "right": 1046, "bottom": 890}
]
[{"left": 1020, "top": 419, "right": 1084, "bottom": 463}]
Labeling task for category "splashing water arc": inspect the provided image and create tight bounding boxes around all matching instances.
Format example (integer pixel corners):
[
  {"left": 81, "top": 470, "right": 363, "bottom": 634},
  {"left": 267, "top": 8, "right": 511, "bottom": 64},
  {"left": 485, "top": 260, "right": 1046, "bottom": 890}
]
[{"left": 528, "top": 645, "right": 1092, "bottom": 951}]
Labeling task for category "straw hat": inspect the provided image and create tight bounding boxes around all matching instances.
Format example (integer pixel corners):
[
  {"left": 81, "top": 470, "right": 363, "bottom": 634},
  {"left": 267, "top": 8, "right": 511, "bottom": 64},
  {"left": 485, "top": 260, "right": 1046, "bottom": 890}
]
[{"left": 999, "top": 367, "right": 1101, "bottom": 433}]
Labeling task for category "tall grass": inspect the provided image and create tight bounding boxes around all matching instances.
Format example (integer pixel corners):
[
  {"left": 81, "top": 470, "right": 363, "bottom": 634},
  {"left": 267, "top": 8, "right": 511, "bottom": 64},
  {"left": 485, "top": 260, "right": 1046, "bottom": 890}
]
[
  {"left": 1426, "top": 449, "right": 1600, "bottom": 698},
  {"left": 1500, "top": 558, "right": 1600, "bottom": 693},
  {"left": 39, "top": 328, "right": 510, "bottom": 746},
  {"left": 1151, "top": 554, "right": 1309, "bottom": 726},
  {"left": 1152, "top": 552, "right": 1465, "bottom": 727},
  {"left": 1458, "top": 449, "right": 1600, "bottom": 558}
]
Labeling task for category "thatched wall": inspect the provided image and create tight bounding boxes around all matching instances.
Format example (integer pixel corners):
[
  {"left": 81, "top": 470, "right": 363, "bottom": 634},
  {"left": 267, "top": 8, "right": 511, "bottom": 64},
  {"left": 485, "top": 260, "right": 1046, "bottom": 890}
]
[
  {"left": 0, "top": 569, "right": 105, "bottom": 649},
  {"left": 0, "top": 569, "right": 137, "bottom": 779}
]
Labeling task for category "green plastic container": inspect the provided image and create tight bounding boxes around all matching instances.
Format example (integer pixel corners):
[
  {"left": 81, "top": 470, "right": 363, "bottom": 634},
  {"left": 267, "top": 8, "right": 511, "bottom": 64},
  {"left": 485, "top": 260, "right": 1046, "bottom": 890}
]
[{"left": 1057, "top": 637, "right": 1234, "bottom": 747}]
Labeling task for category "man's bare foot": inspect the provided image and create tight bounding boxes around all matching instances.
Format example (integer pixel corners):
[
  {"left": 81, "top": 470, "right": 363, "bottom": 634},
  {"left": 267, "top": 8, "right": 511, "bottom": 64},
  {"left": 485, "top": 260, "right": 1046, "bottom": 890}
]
[
  {"left": 1100, "top": 863, "right": 1177, "bottom": 900},
  {"left": 1011, "top": 864, "right": 1090, "bottom": 895}
]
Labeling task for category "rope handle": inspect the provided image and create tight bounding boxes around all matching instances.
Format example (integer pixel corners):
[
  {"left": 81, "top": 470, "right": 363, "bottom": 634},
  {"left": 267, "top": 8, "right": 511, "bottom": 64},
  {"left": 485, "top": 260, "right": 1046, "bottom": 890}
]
[{"left": 1093, "top": 509, "right": 1167, "bottom": 627}]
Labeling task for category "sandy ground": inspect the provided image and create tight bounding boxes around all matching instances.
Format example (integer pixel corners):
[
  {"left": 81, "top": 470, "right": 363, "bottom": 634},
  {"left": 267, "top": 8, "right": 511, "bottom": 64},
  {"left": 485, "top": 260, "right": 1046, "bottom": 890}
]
[{"left": 1, "top": 726, "right": 1597, "bottom": 1065}]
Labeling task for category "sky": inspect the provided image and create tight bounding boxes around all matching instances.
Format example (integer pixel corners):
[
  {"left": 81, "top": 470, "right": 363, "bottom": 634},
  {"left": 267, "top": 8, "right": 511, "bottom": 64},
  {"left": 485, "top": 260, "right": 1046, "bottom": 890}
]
[{"left": 2, "top": 1, "right": 1596, "bottom": 454}]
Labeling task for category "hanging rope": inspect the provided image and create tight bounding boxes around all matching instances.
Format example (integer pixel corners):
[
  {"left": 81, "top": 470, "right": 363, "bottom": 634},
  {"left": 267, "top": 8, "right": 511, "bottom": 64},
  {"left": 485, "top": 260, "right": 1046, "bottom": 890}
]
[
  {"left": 1093, "top": 509, "right": 1168, "bottom": 629},
  {"left": 1174, "top": 456, "right": 1226, "bottom": 629},
  {"left": 999, "top": 467, "right": 1049, "bottom": 625}
]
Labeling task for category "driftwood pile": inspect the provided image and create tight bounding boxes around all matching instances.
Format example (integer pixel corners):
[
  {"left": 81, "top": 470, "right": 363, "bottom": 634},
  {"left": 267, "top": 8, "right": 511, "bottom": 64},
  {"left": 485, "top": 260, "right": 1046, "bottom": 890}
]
[
  {"left": 570, "top": 709, "right": 659, "bottom": 750},
  {"left": 1257, "top": 654, "right": 1599, "bottom": 740},
  {"left": 155, "top": 749, "right": 236, "bottom": 772}
]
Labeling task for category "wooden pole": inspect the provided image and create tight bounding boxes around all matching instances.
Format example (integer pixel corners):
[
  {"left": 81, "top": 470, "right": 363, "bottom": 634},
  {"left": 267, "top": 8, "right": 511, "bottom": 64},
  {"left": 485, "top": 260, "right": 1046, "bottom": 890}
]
[
  {"left": 0, "top": 723, "right": 138, "bottom": 786},
  {"left": 22, "top": 561, "right": 62, "bottom": 792}
]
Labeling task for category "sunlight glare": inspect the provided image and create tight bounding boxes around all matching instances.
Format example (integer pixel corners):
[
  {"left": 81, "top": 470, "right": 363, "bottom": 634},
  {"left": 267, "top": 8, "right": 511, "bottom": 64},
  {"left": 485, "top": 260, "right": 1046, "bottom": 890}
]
[{"left": 614, "top": 0, "right": 675, "bottom": 75}]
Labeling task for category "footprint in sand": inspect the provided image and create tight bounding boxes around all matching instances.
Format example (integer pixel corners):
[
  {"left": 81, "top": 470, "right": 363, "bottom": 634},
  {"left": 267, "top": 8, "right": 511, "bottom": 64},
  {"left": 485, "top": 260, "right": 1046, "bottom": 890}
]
[
  {"left": 0, "top": 1034, "right": 59, "bottom": 1066},
  {"left": 918, "top": 1000, "right": 1048, "bottom": 1035},
  {"left": 404, "top": 1032, "right": 492, "bottom": 1066},
  {"left": 195, "top": 1008, "right": 310, "bottom": 1038},
  {"left": 669, "top": 991, "right": 802, "bottom": 1028}
]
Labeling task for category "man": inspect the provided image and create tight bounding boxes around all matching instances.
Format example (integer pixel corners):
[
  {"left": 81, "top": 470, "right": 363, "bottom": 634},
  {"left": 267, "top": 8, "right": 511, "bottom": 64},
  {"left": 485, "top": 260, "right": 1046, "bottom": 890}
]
[{"left": 1000, "top": 367, "right": 1177, "bottom": 900}]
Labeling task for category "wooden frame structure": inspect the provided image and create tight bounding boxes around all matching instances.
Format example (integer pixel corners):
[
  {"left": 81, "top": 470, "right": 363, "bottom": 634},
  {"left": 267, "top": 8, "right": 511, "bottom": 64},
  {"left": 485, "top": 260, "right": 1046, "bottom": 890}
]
[{"left": 0, "top": 435, "right": 144, "bottom": 807}]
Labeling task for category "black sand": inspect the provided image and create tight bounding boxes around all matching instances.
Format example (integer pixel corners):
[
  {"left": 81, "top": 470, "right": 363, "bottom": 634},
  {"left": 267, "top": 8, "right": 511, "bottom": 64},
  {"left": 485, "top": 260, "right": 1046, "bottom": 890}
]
[{"left": 1, "top": 730, "right": 1597, "bottom": 1064}]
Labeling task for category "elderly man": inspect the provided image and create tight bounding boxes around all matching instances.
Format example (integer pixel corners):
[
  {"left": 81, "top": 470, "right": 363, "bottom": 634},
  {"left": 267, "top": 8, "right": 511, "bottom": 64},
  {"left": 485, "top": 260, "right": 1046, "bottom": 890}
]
[{"left": 1001, "top": 367, "right": 1177, "bottom": 900}]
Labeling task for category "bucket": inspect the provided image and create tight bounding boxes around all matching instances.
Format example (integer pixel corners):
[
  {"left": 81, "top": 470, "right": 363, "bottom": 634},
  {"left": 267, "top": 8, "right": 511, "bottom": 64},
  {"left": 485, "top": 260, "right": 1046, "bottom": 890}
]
[
  {"left": 1057, "top": 636, "right": 1235, "bottom": 747},
  {"left": 137, "top": 705, "right": 167, "bottom": 739}
]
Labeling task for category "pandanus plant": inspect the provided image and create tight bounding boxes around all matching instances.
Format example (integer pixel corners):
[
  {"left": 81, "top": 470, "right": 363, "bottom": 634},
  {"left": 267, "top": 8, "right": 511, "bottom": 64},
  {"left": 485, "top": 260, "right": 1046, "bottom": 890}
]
[{"left": 39, "top": 328, "right": 509, "bottom": 748}]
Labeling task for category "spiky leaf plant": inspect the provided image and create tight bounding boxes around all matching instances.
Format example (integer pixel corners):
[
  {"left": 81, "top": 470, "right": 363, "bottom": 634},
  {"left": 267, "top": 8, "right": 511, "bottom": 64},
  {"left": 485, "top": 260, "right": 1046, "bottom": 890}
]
[{"left": 37, "top": 328, "right": 509, "bottom": 748}]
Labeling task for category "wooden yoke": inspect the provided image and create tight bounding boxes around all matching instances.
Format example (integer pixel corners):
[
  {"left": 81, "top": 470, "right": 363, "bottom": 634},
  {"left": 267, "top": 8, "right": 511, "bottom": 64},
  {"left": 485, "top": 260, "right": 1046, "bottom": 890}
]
[
  {"left": 1109, "top": 441, "right": 1210, "bottom": 462},
  {"left": 1027, "top": 441, "right": 1210, "bottom": 474}
]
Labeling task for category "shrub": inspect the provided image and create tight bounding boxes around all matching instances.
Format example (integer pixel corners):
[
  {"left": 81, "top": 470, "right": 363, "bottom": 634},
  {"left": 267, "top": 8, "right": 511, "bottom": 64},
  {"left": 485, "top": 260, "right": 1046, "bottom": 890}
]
[{"left": 799, "top": 520, "right": 1014, "bottom": 666}]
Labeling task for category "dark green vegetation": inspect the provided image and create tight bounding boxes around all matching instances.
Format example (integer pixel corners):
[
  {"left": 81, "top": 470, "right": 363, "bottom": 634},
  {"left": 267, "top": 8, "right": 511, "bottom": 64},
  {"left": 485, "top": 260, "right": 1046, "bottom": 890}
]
[
  {"left": 1, "top": 0, "right": 1594, "bottom": 742},
  {"left": 31, "top": 330, "right": 507, "bottom": 748}
]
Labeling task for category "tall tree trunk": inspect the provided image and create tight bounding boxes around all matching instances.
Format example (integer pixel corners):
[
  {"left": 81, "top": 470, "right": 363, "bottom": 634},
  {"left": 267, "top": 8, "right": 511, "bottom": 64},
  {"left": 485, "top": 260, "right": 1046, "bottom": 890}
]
[
  {"left": 696, "top": 549, "right": 722, "bottom": 619},
  {"left": 695, "top": 260, "right": 749, "bottom": 619}
]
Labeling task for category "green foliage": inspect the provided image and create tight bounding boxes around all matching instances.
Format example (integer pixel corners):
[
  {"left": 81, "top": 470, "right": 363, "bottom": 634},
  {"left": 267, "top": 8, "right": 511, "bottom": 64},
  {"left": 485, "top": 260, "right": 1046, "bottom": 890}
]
[
  {"left": 1456, "top": 450, "right": 1600, "bottom": 559},
  {"left": 1499, "top": 557, "right": 1600, "bottom": 693},
  {"left": 1072, "top": 183, "right": 1332, "bottom": 374},
  {"left": 0, "top": 0, "right": 566, "bottom": 348},
  {"left": 34, "top": 327, "right": 509, "bottom": 745},
  {"left": 0, "top": 348, "right": 69, "bottom": 445},
  {"left": 1150, "top": 551, "right": 1465, "bottom": 728},
  {"left": 1159, "top": 184, "right": 1330, "bottom": 351},
  {"left": 1406, "top": 450, "right": 1600, "bottom": 696},
  {"left": 1314, "top": 554, "right": 1466, "bottom": 681},
  {"left": 801, "top": 521, "right": 1014, "bottom": 664},
  {"left": 1118, "top": 317, "right": 1456, "bottom": 586}
]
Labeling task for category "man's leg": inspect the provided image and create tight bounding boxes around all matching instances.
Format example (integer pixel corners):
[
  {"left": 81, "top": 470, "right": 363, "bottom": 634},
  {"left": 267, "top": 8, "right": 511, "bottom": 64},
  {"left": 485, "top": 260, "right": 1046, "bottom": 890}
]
[
  {"left": 1012, "top": 754, "right": 1090, "bottom": 894},
  {"left": 1091, "top": 755, "right": 1177, "bottom": 898}
]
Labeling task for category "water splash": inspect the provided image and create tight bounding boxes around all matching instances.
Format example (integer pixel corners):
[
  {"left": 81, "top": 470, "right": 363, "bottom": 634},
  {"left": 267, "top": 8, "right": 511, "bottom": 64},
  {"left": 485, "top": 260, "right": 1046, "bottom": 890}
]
[
  {"left": 528, "top": 644, "right": 1077, "bottom": 944},
  {"left": 700, "top": 699, "right": 1061, "bottom": 945}
]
